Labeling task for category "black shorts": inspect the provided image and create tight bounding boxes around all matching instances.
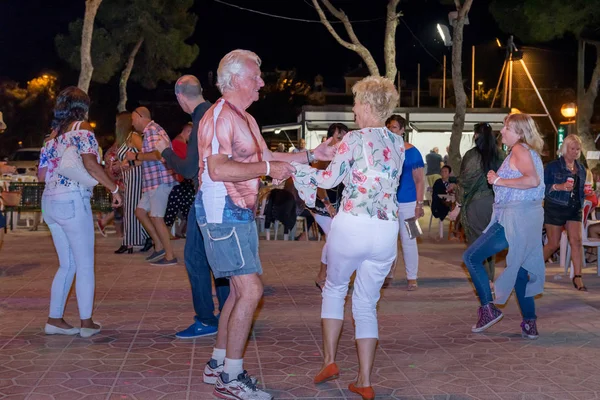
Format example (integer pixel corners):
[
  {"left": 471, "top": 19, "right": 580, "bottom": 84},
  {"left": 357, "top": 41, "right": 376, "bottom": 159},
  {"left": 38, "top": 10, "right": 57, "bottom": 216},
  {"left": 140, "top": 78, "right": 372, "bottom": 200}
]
[
  {"left": 0, "top": 209, "right": 5, "bottom": 230},
  {"left": 544, "top": 201, "right": 581, "bottom": 226}
]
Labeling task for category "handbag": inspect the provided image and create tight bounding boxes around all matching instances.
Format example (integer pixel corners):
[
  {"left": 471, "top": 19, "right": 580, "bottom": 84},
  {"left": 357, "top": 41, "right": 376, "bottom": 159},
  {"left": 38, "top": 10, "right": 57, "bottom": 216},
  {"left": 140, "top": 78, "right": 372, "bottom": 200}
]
[
  {"left": 55, "top": 121, "right": 98, "bottom": 188},
  {"left": 404, "top": 216, "right": 423, "bottom": 240}
]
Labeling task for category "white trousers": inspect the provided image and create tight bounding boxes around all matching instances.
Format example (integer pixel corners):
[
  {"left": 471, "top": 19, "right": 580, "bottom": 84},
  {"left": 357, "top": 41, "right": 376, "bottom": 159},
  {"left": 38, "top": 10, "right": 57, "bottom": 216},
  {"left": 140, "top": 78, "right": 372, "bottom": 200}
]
[
  {"left": 322, "top": 212, "right": 398, "bottom": 339},
  {"left": 314, "top": 214, "right": 333, "bottom": 264},
  {"left": 42, "top": 189, "right": 95, "bottom": 320},
  {"left": 398, "top": 201, "right": 419, "bottom": 280}
]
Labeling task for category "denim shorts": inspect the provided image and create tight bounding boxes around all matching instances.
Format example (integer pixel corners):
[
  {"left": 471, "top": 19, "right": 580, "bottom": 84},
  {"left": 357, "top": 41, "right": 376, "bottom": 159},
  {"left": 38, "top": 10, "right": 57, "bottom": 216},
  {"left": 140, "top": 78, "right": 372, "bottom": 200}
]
[
  {"left": 196, "top": 216, "right": 262, "bottom": 279},
  {"left": 0, "top": 209, "right": 5, "bottom": 230}
]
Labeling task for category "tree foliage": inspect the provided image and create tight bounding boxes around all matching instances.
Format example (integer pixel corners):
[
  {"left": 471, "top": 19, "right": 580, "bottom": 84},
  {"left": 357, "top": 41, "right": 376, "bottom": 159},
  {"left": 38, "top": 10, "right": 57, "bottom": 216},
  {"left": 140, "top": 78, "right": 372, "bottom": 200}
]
[
  {"left": 490, "top": 0, "right": 600, "bottom": 43},
  {"left": 55, "top": 0, "right": 198, "bottom": 90}
]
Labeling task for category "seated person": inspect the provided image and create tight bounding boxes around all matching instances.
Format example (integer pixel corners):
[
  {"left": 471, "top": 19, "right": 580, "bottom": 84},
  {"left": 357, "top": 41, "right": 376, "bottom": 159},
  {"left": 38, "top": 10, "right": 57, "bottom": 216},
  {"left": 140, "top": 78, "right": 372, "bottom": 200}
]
[
  {"left": 431, "top": 165, "right": 454, "bottom": 221},
  {"left": 264, "top": 188, "right": 297, "bottom": 240}
]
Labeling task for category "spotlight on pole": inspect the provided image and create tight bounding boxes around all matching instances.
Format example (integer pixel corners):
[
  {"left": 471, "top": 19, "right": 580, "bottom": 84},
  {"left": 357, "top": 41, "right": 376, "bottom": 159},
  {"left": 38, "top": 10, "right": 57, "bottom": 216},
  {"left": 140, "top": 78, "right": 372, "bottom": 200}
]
[{"left": 437, "top": 24, "right": 452, "bottom": 47}]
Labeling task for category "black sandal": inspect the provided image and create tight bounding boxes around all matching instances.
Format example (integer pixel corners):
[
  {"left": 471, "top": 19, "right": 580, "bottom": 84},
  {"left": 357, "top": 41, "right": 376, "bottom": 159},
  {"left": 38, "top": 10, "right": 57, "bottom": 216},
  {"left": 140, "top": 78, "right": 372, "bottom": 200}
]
[{"left": 572, "top": 275, "right": 588, "bottom": 291}]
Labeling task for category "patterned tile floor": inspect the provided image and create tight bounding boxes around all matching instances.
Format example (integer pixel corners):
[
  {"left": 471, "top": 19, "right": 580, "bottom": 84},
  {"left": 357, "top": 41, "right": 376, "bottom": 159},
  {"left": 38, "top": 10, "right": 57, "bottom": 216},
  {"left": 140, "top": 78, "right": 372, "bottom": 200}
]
[{"left": 2, "top": 221, "right": 600, "bottom": 400}]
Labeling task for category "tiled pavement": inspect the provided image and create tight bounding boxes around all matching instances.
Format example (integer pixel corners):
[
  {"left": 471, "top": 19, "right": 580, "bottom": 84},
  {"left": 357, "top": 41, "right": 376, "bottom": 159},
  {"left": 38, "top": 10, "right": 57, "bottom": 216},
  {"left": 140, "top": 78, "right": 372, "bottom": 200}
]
[{"left": 2, "top": 221, "right": 600, "bottom": 400}]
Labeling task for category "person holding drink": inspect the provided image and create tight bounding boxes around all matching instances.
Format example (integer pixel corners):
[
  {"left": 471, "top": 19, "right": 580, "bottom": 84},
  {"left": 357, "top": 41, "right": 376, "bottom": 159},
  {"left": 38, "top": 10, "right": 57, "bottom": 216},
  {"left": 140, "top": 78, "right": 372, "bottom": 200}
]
[{"left": 542, "top": 134, "right": 588, "bottom": 291}]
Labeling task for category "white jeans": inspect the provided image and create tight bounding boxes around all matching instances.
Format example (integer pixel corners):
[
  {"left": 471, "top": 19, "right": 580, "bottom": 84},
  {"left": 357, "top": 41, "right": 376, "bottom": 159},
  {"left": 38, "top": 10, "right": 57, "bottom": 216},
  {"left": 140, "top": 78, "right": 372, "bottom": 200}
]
[
  {"left": 322, "top": 212, "right": 398, "bottom": 339},
  {"left": 42, "top": 189, "right": 95, "bottom": 320},
  {"left": 314, "top": 214, "right": 333, "bottom": 264},
  {"left": 398, "top": 201, "right": 419, "bottom": 280}
]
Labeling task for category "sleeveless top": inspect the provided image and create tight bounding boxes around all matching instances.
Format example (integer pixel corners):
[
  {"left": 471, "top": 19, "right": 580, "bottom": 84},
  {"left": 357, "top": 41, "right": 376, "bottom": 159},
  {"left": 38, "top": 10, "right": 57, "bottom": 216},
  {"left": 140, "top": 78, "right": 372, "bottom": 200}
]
[{"left": 493, "top": 144, "right": 545, "bottom": 204}]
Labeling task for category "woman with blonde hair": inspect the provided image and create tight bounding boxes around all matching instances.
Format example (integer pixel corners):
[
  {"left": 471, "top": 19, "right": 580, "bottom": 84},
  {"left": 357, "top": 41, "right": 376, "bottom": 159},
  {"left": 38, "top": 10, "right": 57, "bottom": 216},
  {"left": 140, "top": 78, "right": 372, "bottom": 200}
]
[
  {"left": 292, "top": 76, "right": 404, "bottom": 400},
  {"left": 542, "top": 134, "right": 588, "bottom": 290},
  {"left": 463, "top": 113, "right": 545, "bottom": 339}
]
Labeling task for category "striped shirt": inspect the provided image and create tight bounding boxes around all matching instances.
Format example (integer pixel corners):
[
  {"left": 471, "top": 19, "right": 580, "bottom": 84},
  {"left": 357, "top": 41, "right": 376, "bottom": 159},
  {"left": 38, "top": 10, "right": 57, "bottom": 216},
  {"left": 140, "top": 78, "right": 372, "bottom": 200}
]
[{"left": 141, "top": 121, "right": 176, "bottom": 192}]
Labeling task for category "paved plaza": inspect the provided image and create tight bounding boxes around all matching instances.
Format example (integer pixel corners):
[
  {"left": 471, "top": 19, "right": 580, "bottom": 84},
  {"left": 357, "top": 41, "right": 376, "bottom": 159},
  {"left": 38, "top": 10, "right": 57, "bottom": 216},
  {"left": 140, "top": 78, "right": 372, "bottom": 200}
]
[{"left": 2, "top": 220, "right": 600, "bottom": 400}]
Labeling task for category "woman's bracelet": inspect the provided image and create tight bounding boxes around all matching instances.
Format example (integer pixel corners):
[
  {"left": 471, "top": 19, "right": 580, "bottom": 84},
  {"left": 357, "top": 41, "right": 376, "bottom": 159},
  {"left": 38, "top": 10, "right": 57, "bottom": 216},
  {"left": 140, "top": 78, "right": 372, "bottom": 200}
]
[
  {"left": 493, "top": 177, "right": 501, "bottom": 186},
  {"left": 111, "top": 185, "right": 119, "bottom": 194},
  {"left": 264, "top": 161, "right": 270, "bottom": 177}
]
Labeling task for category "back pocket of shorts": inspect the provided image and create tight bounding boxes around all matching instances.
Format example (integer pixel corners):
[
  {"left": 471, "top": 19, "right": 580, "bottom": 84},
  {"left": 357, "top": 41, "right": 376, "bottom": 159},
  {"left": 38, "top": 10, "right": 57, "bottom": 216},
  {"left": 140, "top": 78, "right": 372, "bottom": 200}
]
[{"left": 206, "top": 226, "right": 245, "bottom": 271}]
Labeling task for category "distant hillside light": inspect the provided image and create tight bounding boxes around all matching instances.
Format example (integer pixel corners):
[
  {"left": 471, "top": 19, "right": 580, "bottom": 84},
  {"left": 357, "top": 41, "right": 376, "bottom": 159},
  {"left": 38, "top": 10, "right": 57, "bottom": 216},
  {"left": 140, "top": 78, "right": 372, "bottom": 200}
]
[{"left": 560, "top": 103, "right": 577, "bottom": 119}]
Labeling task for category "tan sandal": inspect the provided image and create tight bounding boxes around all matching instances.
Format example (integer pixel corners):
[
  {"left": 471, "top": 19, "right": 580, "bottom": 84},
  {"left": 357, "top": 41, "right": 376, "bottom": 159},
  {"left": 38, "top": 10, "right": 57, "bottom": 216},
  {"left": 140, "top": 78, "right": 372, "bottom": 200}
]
[{"left": 407, "top": 280, "right": 418, "bottom": 291}]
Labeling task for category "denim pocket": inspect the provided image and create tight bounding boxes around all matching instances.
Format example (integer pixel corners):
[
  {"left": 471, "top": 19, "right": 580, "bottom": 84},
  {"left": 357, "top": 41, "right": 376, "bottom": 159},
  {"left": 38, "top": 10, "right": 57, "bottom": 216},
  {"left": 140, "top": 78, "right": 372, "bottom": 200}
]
[
  {"left": 51, "top": 200, "right": 75, "bottom": 220},
  {"left": 205, "top": 225, "right": 245, "bottom": 271}
]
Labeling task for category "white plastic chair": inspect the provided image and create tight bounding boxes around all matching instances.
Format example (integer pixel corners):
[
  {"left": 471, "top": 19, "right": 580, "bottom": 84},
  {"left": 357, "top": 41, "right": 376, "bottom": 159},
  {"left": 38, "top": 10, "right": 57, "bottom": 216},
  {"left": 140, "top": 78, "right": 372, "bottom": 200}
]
[{"left": 562, "top": 200, "right": 600, "bottom": 277}]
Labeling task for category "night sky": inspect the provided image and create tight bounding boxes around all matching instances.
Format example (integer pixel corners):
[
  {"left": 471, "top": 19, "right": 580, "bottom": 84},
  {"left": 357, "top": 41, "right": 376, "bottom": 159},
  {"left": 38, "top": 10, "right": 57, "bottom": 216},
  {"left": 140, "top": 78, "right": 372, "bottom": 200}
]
[{"left": 0, "top": 0, "right": 578, "bottom": 138}]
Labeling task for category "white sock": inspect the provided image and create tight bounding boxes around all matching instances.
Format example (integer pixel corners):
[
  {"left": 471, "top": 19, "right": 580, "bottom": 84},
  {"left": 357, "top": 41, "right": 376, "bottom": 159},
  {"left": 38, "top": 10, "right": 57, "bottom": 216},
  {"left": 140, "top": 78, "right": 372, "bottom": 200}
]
[
  {"left": 223, "top": 358, "right": 244, "bottom": 378},
  {"left": 211, "top": 348, "right": 226, "bottom": 365}
]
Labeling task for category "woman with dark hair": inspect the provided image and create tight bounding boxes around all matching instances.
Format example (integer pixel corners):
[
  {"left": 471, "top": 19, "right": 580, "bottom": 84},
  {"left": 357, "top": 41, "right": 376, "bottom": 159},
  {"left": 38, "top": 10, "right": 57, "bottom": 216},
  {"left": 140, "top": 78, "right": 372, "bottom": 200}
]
[
  {"left": 39, "top": 86, "right": 122, "bottom": 337},
  {"left": 455, "top": 122, "right": 503, "bottom": 281},
  {"left": 313, "top": 122, "right": 349, "bottom": 290},
  {"left": 115, "top": 111, "right": 150, "bottom": 253},
  {"left": 386, "top": 114, "right": 425, "bottom": 291}
]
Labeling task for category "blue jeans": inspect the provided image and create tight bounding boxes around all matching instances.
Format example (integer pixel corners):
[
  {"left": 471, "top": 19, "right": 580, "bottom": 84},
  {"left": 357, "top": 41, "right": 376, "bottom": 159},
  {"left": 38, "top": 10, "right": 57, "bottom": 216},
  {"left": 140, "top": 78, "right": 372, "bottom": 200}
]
[
  {"left": 43, "top": 189, "right": 95, "bottom": 320},
  {"left": 185, "top": 205, "right": 230, "bottom": 326},
  {"left": 463, "top": 222, "right": 536, "bottom": 320}
]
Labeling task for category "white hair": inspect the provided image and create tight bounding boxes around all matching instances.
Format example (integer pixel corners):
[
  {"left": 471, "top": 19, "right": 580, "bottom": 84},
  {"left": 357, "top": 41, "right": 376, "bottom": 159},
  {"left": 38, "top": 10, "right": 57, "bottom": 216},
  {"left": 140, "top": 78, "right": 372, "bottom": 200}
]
[{"left": 217, "top": 49, "right": 262, "bottom": 94}]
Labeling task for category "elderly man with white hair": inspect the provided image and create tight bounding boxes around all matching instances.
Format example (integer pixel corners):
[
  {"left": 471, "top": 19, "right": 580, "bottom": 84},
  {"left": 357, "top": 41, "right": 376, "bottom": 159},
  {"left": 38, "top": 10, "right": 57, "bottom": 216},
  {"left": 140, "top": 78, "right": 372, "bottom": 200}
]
[{"left": 196, "top": 49, "right": 335, "bottom": 400}]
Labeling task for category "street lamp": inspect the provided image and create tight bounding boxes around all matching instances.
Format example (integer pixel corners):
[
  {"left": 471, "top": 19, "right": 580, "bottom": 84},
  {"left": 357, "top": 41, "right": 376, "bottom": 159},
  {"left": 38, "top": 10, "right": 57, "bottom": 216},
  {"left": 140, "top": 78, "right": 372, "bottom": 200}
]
[
  {"left": 560, "top": 103, "right": 577, "bottom": 119},
  {"left": 436, "top": 24, "right": 452, "bottom": 47}
]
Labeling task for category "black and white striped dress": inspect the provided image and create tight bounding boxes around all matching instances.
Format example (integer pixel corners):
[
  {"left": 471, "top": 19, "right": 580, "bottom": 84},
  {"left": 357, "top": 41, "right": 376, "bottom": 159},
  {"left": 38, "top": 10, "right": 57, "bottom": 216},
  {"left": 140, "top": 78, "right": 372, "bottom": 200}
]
[{"left": 117, "top": 135, "right": 148, "bottom": 247}]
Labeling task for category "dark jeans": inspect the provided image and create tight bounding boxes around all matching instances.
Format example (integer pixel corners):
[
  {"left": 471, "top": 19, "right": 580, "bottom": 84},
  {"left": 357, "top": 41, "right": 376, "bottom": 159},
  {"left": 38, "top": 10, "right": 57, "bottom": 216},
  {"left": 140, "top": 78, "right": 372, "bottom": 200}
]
[
  {"left": 185, "top": 205, "right": 230, "bottom": 326},
  {"left": 463, "top": 222, "right": 536, "bottom": 320}
]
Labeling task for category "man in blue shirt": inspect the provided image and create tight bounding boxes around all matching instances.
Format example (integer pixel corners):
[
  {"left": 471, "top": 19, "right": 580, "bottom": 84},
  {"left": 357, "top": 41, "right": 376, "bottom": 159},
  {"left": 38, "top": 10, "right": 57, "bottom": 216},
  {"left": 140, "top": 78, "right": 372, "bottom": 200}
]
[{"left": 156, "top": 75, "right": 230, "bottom": 338}]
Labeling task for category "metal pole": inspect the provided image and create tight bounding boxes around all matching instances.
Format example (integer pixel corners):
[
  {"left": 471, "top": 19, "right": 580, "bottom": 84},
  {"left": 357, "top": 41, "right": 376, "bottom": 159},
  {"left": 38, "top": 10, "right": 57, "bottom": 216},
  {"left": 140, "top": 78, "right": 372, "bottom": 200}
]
[
  {"left": 519, "top": 59, "right": 558, "bottom": 133},
  {"left": 491, "top": 59, "right": 507, "bottom": 108},
  {"left": 508, "top": 60, "right": 513, "bottom": 108},
  {"left": 417, "top": 63, "right": 421, "bottom": 108},
  {"left": 471, "top": 45, "right": 475, "bottom": 108},
  {"left": 443, "top": 55, "right": 446, "bottom": 108}
]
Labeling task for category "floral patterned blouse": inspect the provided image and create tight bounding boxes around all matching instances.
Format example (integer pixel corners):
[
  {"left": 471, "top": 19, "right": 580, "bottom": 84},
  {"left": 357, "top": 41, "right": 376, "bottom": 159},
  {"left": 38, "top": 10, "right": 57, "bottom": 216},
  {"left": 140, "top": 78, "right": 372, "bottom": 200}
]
[
  {"left": 39, "top": 123, "right": 101, "bottom": 193},
  {"left": 292, "top": 127, "right": 405, "bottom": 221}
]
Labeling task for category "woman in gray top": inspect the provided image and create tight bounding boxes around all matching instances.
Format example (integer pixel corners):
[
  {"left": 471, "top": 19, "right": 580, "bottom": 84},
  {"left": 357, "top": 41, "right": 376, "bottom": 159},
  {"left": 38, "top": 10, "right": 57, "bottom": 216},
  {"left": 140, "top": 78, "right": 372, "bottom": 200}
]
[{"left": 462, "top": 113, "right": 545, "bottom": 340}]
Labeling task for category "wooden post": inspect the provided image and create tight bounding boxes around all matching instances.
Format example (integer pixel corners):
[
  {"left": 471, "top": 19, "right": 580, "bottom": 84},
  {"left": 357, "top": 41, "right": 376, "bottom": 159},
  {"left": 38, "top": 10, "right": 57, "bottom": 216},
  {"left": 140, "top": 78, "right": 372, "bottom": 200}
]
[
  {"left": 471, "top": 45, "right": 475, "bottom": 108},
  {"left": 397, "top": 71, "right": 401, "bottom": 107},
  {"left": 577, "top": 39, "right": 585, "bottom": 133},
  {"left": 443, "top": 54, "right": 446, "bottom": 108},
  {"left": 417, "top": 63, "right": 421, "bottom": 108}
]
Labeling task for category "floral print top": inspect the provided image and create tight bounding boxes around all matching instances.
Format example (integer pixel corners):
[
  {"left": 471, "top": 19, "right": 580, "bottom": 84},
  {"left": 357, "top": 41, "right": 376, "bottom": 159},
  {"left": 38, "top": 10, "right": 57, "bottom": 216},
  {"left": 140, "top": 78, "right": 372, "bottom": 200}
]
[
  {"left": 292, "top": 127, "right": 405, "bottom": 221},
  {"left": 39, "top": 123, "right": 101, "bottom": 193}
]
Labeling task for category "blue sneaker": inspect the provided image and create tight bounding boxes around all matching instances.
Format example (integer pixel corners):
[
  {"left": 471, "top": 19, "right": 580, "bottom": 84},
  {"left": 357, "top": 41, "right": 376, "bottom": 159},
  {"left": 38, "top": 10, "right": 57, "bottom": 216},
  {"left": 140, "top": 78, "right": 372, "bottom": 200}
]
[{"left": 175, "top": 317, "right": 217, "bottom": 339}]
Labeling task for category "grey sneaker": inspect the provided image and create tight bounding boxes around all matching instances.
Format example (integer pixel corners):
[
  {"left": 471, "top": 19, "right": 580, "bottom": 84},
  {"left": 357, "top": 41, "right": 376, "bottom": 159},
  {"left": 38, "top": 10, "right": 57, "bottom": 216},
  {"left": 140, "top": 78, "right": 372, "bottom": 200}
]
[
  {"left": 145, "top": 250, "right": 165, "bottom": 262},
  {"left": 472, "top": 303, "right": 503, "bottom": 333},
  {"left": 521, "top": 319, "right": 539, "bottom": 340},
  {"left": 150, "top": 257, "right": 178, "bottom": 266},
  {"left": 214, "top": 371, "right": 271, "bottom": 400}
]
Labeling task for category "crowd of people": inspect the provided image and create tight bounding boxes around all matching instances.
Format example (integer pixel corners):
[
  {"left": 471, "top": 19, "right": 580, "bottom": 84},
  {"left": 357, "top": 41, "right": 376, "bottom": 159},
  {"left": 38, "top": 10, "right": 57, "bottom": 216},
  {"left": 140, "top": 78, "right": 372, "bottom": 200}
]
[{"left": 2, "top": 47, "right": 598, "bottom": 400}]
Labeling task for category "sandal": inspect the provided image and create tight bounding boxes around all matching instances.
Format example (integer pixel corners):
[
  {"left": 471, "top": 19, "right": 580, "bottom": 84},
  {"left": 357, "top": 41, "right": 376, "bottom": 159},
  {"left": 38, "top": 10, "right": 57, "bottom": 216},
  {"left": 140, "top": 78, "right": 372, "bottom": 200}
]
[
  {"left": 572, "top": 275, "right": 588, "bottom": 291},
  {"left": 407, "top": 280, "right": 418, "bottom": 291}
]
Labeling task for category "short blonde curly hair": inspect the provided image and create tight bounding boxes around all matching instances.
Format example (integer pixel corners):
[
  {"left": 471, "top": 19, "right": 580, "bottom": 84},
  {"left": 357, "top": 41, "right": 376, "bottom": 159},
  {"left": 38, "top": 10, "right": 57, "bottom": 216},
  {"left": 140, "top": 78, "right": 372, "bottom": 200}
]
[{"left": 352, "top": 76, "right": 399, "bottom": 123}]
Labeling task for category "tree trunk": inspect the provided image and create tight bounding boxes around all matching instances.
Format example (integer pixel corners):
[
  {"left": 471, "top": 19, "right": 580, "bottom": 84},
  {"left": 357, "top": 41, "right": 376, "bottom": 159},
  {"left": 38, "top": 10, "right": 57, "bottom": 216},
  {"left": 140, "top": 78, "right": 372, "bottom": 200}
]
[
  {"left": 449, "top": 0, "right": 474, "bottom": 175},
  {"left": 312, "top": 0, "right": 380, "bottom": 76},
  {"left": 384, "top": 0, "right": 401, "bottom": 81},
  {"left": 78, "top": 0, "right": 103, "bottom": 93},
  {"left": 577, "top": 43, "right": 600, "bottom": 150},
  {"left": 117, "top": 37, "right": 144, "bottom": 112}
]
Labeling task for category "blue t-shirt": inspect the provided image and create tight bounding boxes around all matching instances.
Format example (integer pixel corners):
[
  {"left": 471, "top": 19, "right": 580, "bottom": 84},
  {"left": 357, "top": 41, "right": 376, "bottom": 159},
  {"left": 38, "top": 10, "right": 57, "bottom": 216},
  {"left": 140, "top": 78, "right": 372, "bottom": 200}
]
[{"left": 396, "top": 146, "right": 425, "bottom": 203}]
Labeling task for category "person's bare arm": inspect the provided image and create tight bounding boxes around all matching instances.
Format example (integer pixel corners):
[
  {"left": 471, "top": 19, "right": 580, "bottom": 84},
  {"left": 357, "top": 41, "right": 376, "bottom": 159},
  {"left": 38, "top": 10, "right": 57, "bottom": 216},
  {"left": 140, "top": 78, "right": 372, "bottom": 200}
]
[
  {"left": 205, "top": 117, "right": 294, "bottom": 182},
  {"left": 37, "top": 167, "right": 47, "bottom": 182},
  {"left": 412, "top": 167, "right": 425, "bottom": 203},
  {"left": 265, "top": 138, "right": 336, "bottom": 164},
  {"left": 488, "top": 145, "right": 540, "bottom": 189}
]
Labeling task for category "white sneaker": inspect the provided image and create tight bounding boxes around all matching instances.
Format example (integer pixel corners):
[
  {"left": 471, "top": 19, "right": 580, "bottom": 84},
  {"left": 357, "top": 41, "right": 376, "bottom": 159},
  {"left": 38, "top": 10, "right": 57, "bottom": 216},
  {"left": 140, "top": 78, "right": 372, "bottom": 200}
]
[
  {"left": 203, "top": 359, "right": 224, "bottom": 384},
  {"left": 213, "top": 371, "right": 272, "bottom": 400}
]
